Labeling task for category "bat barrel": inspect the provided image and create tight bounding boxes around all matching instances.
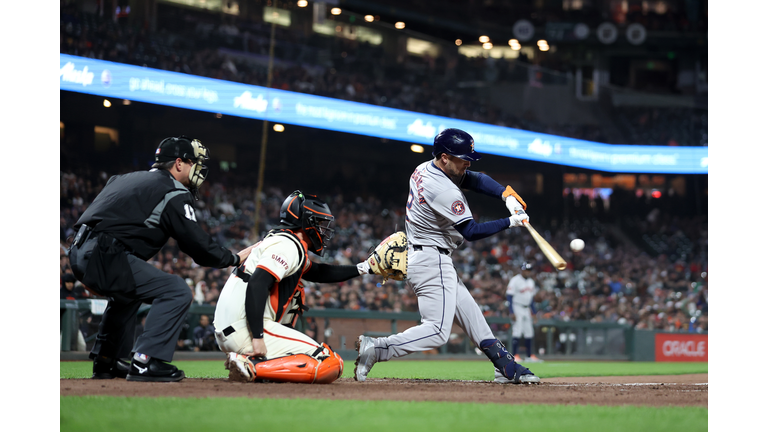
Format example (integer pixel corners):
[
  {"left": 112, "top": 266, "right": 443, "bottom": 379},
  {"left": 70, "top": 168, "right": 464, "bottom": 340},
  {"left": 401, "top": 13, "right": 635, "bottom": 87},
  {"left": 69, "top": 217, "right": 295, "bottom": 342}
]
[{"left": 523, "top": 222, "right": 567, "bottom": 271}]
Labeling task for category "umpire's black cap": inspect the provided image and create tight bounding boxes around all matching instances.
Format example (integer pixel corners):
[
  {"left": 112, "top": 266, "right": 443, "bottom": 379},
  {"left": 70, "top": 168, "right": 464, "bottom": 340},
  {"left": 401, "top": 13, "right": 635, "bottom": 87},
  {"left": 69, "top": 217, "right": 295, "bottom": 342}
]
[{"left": 155, "top": 135, "right": 206, "bottom": 163}]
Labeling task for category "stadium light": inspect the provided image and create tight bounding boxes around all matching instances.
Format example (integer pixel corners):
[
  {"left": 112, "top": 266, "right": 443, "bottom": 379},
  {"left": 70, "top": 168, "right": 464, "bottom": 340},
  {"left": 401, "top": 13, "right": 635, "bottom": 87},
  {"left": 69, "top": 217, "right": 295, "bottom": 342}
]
[
  {"left": 364, "top": 15, "right": 374, "bottom": 22},
  {"left": 330, "top": 8, "right": 341, "bottom": 15},
  {"left": 479, "top": 35, "right": 489, "bottom": 43},
  {"left": 455, "top": 39, "right": 462, "bottom": 46},
  {"left": 410, "top": 144, "right": 424, "bottom": 153},
  {"left": 273, "top": 124, "right": 285, "bottom": 132},
  {"left": 537, "top": 39, "right": 548, "bottom": 46},
  {"left": 395, "top": 21, "right": 405, "bottom": 29},
  {"left": 508, "top": 39, "right": 519, "bottom": 46},
  {"left": 297, "top": 0, "right": 308, "bottom": 7},
  {"left": 122, "top": 99, "right": 131, "bottom": 105},
  {"left": 103, "top": 99, "right": 111, "bottom": 108},
  {"left": 482, "top": 42, "right": 493, "bottom": 49}
]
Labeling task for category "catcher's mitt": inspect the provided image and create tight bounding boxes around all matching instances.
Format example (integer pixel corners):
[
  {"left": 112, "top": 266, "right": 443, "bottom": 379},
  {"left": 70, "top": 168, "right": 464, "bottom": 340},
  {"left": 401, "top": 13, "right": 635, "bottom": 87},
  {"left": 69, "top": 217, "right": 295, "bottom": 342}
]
[{"left": 367, "top": 231, "right": 408, "bottom": 282}]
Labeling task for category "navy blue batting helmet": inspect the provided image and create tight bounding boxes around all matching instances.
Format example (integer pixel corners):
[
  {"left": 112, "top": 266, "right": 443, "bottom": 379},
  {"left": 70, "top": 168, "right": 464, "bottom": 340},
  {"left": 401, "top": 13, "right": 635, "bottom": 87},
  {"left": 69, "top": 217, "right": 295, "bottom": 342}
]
[{"left": 432, "top": 128, "right": 481, "bottom": 161}]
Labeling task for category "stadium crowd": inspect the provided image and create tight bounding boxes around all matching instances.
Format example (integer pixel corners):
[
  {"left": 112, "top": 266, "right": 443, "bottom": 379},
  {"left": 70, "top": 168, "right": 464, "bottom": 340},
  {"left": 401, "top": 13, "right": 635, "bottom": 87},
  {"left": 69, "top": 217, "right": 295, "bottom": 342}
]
[
  {"left": 59, "top": 4, "right": 705, "bottom": 146},
  {"left": 61, "top": 168, "right": 708, "bottom": 346},
  {"left": 360, "top": 0, "right": 707, "bottom": 34}
]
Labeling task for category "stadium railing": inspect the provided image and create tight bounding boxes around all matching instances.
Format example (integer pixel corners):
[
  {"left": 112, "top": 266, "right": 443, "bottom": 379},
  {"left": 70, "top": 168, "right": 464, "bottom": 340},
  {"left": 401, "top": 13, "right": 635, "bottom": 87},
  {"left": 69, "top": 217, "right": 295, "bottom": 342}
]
[{"left": 62, "top": 300, "right": 704, "bottom": 361}]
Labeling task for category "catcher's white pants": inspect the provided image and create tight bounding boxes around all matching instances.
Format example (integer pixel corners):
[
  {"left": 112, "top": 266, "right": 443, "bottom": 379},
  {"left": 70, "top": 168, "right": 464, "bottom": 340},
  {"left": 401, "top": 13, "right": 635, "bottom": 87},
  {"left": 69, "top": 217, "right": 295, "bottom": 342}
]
[
  {"left": 373, "top": 246, "right": 494, "bottom": 361},
  {"left": 214, "top": 318, "right": 323, "bottom": 359},
  {"left": 511, "top": 304, "right": 534, "bottom": 338}
]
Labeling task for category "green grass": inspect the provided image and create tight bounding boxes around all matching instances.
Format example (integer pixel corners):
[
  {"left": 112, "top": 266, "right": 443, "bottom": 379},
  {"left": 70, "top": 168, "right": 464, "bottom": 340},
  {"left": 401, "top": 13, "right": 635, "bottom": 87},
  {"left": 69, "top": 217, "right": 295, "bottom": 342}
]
[
  {"left": 60, "top": 397, "right": 707, "bottom": 432},
  {"left": 61, "top": 359, "right": 708, "bottom": 380},
  {"left": 60, "top": 360, "right": 707, "bottom": 431}
]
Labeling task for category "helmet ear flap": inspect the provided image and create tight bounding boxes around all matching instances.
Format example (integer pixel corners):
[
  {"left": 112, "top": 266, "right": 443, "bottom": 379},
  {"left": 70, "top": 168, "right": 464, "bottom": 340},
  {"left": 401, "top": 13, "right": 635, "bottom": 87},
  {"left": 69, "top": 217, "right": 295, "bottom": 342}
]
[{"left": 280, "top": 191, "right": 305, "bottom": 228}]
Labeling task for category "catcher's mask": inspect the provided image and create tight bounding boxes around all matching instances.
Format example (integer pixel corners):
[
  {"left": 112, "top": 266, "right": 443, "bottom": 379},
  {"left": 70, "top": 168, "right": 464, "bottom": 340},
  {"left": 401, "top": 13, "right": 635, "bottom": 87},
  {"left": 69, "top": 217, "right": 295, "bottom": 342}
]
[
  {"left": 279, "top": 190, "right": 335, "bottom": 255},
  {"left": 155, "top": 135, "right": 210, "bottom": 200}
]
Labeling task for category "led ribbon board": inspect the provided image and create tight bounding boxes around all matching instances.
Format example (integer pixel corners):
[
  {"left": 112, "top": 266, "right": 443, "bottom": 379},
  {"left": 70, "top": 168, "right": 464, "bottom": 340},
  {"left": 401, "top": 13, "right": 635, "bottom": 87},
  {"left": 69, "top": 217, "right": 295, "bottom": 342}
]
[{"left": 60, "top": 54, "right": 708, "bottom": 174}]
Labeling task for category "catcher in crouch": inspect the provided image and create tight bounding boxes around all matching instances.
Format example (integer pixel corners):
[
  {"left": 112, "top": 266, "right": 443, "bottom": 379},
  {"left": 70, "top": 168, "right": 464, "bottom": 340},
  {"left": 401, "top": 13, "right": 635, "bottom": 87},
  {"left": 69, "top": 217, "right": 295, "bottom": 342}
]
[{"left": 214, "top": 190, "right": 405, "bottom": 384}]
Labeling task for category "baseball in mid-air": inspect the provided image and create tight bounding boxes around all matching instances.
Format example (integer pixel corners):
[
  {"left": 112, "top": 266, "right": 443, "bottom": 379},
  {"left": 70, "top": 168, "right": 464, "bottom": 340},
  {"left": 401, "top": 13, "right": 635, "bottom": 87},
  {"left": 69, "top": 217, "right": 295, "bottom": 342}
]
[{"left": 570, "top": 238, "right": 585, "bottom": 252}]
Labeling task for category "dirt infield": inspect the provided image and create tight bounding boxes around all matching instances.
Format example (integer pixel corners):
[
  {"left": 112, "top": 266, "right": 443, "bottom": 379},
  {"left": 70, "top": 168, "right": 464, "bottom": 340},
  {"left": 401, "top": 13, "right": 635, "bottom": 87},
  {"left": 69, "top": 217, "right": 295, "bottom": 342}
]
[{"left": 61, "top": 374, "right": 707, "bottom": 407}]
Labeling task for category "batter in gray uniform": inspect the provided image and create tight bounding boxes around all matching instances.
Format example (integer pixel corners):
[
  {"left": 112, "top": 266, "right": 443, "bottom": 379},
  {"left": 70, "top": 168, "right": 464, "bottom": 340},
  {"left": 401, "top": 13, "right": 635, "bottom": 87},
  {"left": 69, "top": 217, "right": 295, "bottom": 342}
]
[{"left": 354, "top": 128, "right": 540, "bottom": 384}]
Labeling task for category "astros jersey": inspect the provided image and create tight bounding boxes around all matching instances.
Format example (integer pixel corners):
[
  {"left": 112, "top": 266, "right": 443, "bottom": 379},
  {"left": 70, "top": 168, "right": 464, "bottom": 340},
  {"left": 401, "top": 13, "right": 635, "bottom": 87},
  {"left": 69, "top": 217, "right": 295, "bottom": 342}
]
[
  {"left": 405, "top": 160, "right": 473, "bottom": 251},
  {"left": 214, "top": 233, "right": 311, "bottom": 326},
  {"left": 506, "top": 274, "right": 536, "bottom": 305}
]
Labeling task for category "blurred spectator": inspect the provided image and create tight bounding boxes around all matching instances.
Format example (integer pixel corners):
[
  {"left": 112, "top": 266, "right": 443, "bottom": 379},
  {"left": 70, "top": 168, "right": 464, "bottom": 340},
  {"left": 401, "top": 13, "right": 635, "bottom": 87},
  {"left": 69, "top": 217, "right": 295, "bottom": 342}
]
[
  {"left": 176, "top": 318, "right": 195, "bottom": 352},
  {"left": 60, "top": 167, "right": 707, "bottom": 334},
  {"left": 60, "top": 273, "right": 87, "bottom": 300},
  {"left": 193, "top": 315, "right": 217, "bottom": 351},
  {"left": 59, "top": 6, "right": 705, "bottom": 147}
]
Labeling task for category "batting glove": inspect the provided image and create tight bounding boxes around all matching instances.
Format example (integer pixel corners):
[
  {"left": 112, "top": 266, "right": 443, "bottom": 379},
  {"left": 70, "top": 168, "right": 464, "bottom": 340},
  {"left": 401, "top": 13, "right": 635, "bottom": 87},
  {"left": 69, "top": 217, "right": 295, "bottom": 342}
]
[
  {"left": 509, "top": 212, "right": 530, "bottom": 227},
  {"left": 505, "top": 196, "right": 525, "bottom": 215}
]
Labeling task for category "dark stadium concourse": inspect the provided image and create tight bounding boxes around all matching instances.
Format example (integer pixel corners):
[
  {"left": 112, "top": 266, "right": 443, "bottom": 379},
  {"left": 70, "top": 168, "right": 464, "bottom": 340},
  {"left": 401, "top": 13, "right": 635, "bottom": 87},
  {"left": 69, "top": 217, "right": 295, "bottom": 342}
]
[{"left": 60, "top": 89, "right": 707, "bottom": 226}]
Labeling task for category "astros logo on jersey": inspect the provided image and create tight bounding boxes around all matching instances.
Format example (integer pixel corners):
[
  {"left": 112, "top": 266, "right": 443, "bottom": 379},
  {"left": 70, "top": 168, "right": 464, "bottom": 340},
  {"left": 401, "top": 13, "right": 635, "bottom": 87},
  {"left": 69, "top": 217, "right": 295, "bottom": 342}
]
[{"left": 451, "top": 200, "right": 466, "bottom": 215}]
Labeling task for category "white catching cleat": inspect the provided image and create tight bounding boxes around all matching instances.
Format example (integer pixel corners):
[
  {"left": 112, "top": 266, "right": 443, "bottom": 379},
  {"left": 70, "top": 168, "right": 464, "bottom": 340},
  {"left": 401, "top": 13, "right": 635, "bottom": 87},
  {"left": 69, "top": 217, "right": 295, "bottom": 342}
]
[{"left": 224, "top": 352, "right": 256, "bottom": 383}]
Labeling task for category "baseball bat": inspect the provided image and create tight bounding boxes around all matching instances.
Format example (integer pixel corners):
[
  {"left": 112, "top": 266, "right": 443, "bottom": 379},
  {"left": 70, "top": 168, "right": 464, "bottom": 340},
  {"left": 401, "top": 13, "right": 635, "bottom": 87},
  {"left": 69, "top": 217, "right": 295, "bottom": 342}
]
[{"left": 523, "top": 221, "right": 567, "bottom": 271}]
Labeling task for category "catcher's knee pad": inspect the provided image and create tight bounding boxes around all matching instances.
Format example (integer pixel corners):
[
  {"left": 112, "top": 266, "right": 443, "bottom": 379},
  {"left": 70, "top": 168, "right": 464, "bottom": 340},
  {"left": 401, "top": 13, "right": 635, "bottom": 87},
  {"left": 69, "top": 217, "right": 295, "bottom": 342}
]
[
  {"left": 254, "top": 344, "right": 343, "bottom": 384},
  {"left": 314, "top": 343, "right": 344, "bottom": 384}
]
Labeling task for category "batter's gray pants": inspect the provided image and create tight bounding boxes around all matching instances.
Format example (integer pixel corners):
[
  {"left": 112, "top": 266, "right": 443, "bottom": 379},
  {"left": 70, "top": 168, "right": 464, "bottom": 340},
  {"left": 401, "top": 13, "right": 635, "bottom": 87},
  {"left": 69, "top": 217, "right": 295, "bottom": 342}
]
[
  {"left": 70, "top": 238, "right": 192, "bottom": 362},
  {"left": 373, "top": 245, "right": 494, "bottom": 362}
]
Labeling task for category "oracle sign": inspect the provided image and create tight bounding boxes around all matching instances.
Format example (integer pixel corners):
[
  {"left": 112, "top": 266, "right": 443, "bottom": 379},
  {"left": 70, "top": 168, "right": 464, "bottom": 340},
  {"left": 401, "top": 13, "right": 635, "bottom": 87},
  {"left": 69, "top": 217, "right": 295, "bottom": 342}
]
[{"left": 655, "top": 334, "right": 707, "bottom": 362}]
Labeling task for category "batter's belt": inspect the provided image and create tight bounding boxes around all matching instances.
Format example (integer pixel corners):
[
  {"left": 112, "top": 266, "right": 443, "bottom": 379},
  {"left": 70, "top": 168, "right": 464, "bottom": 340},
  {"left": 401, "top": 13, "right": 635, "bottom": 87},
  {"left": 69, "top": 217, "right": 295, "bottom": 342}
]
[{"left": 412, "top": 244, "right": 451, "bottom": 256}]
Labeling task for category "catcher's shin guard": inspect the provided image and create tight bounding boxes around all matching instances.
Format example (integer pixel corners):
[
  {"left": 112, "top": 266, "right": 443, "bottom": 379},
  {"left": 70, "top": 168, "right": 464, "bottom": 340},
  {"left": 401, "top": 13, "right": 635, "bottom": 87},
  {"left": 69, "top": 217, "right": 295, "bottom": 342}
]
[
  {"left": 232, "top": 344, "right": 343, "bottom": 384},
  {"left": 226, "top": 345, "right": 343, "bottom": 384}
]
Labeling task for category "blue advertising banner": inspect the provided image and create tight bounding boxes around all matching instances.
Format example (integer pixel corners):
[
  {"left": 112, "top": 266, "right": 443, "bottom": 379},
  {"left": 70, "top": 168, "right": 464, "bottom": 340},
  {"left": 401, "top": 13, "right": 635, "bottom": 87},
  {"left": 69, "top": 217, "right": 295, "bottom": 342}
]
[{"left": 60, "top": 54, "right": 708, "bottom": 174}]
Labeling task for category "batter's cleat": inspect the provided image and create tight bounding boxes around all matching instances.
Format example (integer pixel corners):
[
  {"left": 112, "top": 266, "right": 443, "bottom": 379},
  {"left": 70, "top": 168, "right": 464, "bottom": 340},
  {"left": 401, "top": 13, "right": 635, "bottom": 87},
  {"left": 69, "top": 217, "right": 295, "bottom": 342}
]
[
  {"left": 493, "top": 363, "right": 541, "bottom": 384},
  {"left": 224, "top": 352, "right": 257, "bottom": 383},
  {"left": 354, "top": 335, "right": 376, "bottom": 382},
  {"left": 92, "top": 356, "right": 131, "bottom": 379},
  {"left": 126, "top": 358, "right": 185, "bottom": 382}
]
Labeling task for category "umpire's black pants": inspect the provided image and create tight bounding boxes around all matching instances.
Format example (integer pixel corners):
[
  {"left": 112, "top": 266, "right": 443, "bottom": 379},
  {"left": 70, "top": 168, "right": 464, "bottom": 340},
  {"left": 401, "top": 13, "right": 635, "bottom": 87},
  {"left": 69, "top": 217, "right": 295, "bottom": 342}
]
[{"left": 70, "top": 238, "right": 192, "bottom": 362}]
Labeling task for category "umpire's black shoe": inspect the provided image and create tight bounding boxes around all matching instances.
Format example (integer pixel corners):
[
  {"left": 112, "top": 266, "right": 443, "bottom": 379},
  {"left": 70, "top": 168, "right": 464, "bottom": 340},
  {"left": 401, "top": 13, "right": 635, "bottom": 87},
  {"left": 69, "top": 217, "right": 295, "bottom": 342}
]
[
  {"left": 126, "top": 358, "right": 185, "bottom": 382},
  {"left": 92, "top": 356, "right": 131, "bottom": 379}
]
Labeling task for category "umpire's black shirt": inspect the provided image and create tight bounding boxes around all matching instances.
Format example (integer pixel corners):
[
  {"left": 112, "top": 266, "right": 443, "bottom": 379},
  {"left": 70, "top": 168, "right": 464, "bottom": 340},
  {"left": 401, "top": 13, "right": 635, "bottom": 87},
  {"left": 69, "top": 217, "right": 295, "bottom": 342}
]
[{"left": 75, "top": 169, "right": 238, "bottom": 267}]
